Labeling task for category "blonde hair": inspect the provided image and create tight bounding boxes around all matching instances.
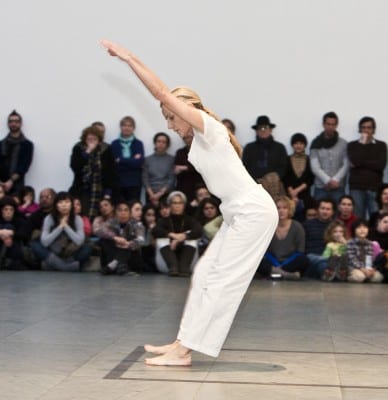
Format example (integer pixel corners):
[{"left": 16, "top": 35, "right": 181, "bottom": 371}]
[
  {"left": 170, "top": 86, "right": 242, "bottom": 158},
  {"left": 274, "top": 195, "right": 295, "bottom": 218},
  {"left": 324, "top": 220, "right": 345, "bottom": 243}
]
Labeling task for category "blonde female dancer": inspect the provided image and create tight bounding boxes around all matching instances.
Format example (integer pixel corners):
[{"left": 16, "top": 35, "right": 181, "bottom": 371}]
[{"left": 101, "top": 40, "right": 278, "bottom": 366}]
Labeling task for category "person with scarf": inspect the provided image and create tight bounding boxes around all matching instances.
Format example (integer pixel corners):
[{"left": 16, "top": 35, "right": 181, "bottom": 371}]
[
  {"left": 110, "top": 116, "right": 145, "bottom": 201},
  {"left": 242, "top": 115, "right": 288, "bottom": 184},
  {"left": 310, "top": 111, "right": 349, "bottom": 204},
  {"left": 0, "top": 110, "right": 33, "bottom": 195},
  {"left": 283, "top": 133, "right": 315, "bottom": 221},
  {"left": 69, "top": 125, "right": 119, "bottom": 220}
]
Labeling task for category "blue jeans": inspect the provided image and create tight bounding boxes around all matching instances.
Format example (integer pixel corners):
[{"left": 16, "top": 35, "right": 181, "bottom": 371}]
[
  {"left": 349, "top": 189, "right": 378, "bottom": 219},
  {"left": 314, "top": 187, "right": 345, "bottom": 204},
  {"left": 305, "top": 254, "right": 328, "bottom": 279}
]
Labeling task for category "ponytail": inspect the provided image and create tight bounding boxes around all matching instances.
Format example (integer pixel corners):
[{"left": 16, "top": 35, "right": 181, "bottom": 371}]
[{"left": 171, "top": 86, "right": 243, "bottom": 158}]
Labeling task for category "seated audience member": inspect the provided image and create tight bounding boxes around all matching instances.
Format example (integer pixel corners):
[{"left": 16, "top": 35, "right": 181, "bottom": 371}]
[
  {"left": 141, "top": 203, "right": 158, "bottom": 272},
  {"left": 259, "top": 195, "right": 308, "bottom": 280},
  {"left": 69, "top": 125, "right": 119, "bottom": 220},
  {"left": 142, "top": 132, "right": 175, "bottom": 207},
  {"left": 0, "top": 196, "right": 29, "bottom": 270},
  {"left": 157, "top": 194, "right": 170, "bottom": 218},
  {"left": 110, "top": 116, "right": 144, "bottom": 202},
  {"left": 187, "top": 184, "right": 211, "bottom": 215},
  {"left": 310, "top": 111, "right": 348, "bottom": 203},
  {"left": 346, "top": 219, "right": 383, "bottom": 283},
  {"left": 304, "top": 202, "right": 318, "bottom": 220},
  {"left": 25, "top": 188, "right": 56, "bottom": 268},
  {"left": 73, "top": 197, "right": 92, "bottom": 237},
  {"left": 347, "top": 116, "right": 387, "bottom": 219},
  {"left": 92, "top": 198, "right": 116, "bottom": 268},
  {"left": 173, "top": 134, "right": 204, "bottom": 203},
  {"left": 39, "top": 192, "right": 91, "bottom": 272},
  {"left": 336, "top": 195, "right": 358, "bottom": 238},
  {"left": 0, "top": 185, "right": 5, "bottom": 201},
  {"left": 98, "top": 200, "right": 145, "bottom": 275},
  {"left": 321, "top": 220, "right": 348, "bottom": 282},
  {"left": 222, "top": 118, "right": 236, "bottom": 135},
  {"left": 303, "top": 198, "right": 335, "bottom": 279},
  {"left": 368, "top": 212, "right": 388, "bottom": 281},
  {"left": 17, "top": 186, "right": 39, "bottom": 217},
  {"left": 369, "top": 183, "right": 388, "bottom": 229},
  {"left": 152, "top": 191, "right": 202, "bottom": 277},
  {"left": 283, "top": 133, "right": 315, "bottom": 221},
  {"left": 196, "top": 197, "right": 223, "bottom": 255}
]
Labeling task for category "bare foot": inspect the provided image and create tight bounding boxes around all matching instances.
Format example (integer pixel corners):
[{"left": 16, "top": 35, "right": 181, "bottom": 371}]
[
  {"left": 144, "top": 340, "right": 179, "bottom": 355},
  {"left": 144, "top": 343, "right": 192, "bottom": 366}
]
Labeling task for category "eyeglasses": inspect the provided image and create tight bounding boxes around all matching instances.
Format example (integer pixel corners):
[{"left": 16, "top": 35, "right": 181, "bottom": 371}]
[
  {"left": 360, "top": 125, "right": 374, "bottom": 130},
  {"left": 8, "top": 119, "right": 21, "bottom": 124},
  {"left": 171, "top": 201, "right": 184, "bottom": 205},
  {"left": 258, "top": 126, "right": 270, "bottom": 131}
]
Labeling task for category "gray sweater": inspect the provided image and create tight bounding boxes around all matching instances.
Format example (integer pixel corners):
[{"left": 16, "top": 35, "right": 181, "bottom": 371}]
[
  {"left": 41, "top": 215, "right": 85, "bottom": 247},
  {"left": 310, "top": 137, "right": 349, "bottom": 188},
  {"left": 142, "top": 152, "right": 175, "bottom": 192}
]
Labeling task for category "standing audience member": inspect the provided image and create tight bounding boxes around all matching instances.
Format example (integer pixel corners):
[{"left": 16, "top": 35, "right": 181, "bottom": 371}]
[
  {"left": 173, "top": 134, "right": 204, "bottom": 203},
  {"left": 0, "top": 196, "right": 29, "bottom": 270},
  {"left": 17, "top": 186, "right": 39, "bottom": 217},
  {"left": 283, "top": 133, "right": 314, "bottom": 221},
  {"left": 0, "top": 110, "right": 34, "bottom": 194},
  {"left": 310, "top": 112, "right": 348, "bottom": 203},
  {"left": 369, "top": 183, "right": 388, "bottom": 229},
  {"left": 336, "top": 195, "right": 358, "bottom": 238},
  {"left": 143, "top": 132, "right": 175, "bottom": 206},
  {"left": 321, "top": 220, "right": 348, "bottom": 281},
  {"left": 346, "top": 219, "right": 383, "bottom": 283},
  {"left": 303, "top": 198, "right": 335, "bottom": 279},
  {"left": 259, "top": 196, "right": 308, "bottom": 280},
  {"left": 347, "top": 117, "right": 387, "bottom": 219},
  {"left": 242, "top": 115, "right": 288, "bottom": 182},
  {"left": 111, "top": 116, "right": 144, "bottom": 201},
  {"left": 69, "top": 125, "right": 119, "bottom": 220},
  {"left": 39, "top": 192, "right": 91, "bottom": 272},
  {"left": 152, "top": 191, "right": 202, "bottom": 277},
  {"left": 222, "top": 119, "right": 236, "bottom": 135}
]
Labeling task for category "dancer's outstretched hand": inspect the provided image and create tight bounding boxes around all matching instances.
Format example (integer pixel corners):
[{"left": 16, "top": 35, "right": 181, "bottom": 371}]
[{"left": 100, "top": 39, "right": 129, "bottom": 61}]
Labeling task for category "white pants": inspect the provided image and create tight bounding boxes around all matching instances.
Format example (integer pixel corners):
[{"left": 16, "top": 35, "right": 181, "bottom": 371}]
[{"left": 177, "top": 185, "right": 278, "bottom": 357}]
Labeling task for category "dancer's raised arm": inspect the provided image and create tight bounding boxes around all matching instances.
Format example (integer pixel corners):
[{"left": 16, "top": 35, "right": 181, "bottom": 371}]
[{"left": 100, "top": 40, "right": 203, "bottom": 132}]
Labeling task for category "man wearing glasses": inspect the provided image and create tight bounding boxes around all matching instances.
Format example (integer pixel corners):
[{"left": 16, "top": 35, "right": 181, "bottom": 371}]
[{"left": 0, "top": 110, "right": 34, "bottom": 194}]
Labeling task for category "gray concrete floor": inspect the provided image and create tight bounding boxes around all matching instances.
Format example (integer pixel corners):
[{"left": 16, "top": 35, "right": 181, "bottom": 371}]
[{"left": 0, "top": 271, "right": 387, "bottom": 400}]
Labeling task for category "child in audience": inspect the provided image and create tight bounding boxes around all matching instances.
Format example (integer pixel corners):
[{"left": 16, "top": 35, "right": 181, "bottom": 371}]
[
  {"left": 321, "top": 220, "right": 348, "bottom": 281},
  {"left": 346, "top": 219, "right": 384, "bottom": 283},
  {"left": 17, "top": 186, "right": 39, "bottom": 217}
]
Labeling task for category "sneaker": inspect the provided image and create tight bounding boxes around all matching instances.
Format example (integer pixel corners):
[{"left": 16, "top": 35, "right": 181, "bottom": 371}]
[
  {"left": 107, "top": 259, "right": 119, "bottom": 271},
  {"left": 281, "top": 270, "right": 301, "bottom": 281},
  {"left": 116, "top": 263, "right": 128, "bottom": 275},
  {"left": 335, "top": 255, "right": 348, "bottom": 282}
]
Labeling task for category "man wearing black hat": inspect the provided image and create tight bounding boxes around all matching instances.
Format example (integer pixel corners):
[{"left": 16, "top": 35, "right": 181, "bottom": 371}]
[{"left": 242, "top": 115, "right": 288, "bottom": 183}]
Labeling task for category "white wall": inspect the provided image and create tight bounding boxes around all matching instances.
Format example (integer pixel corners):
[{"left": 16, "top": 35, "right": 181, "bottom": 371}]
[{"left": 1, "top": 0, "right": 387, "bottom": 193}]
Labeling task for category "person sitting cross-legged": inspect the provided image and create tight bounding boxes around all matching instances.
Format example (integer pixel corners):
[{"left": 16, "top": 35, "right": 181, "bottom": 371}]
[{"left": 152, "top": 191, "right": 202, "bottom": 277}]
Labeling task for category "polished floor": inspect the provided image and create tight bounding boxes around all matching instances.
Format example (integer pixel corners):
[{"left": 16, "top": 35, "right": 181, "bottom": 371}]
[{"left": 0, "top": 271, "right": 387, "bottom": 400}]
